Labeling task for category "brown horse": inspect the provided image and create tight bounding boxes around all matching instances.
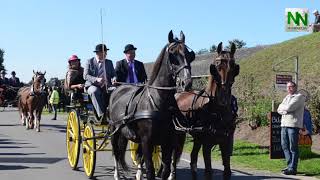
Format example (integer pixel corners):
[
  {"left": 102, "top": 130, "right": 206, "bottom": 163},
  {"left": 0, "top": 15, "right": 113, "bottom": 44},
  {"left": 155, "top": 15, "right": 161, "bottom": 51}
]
[
  {"left": 18, "top": 71, "right": 47, "bottom": 132},
  {"left": 169, "top": 42, "right": 239, "bottom": 180}
]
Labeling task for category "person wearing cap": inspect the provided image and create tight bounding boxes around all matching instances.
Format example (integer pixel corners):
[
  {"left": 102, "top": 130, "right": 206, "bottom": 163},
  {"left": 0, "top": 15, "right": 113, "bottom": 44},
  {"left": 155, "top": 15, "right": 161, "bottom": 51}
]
[
  {"left": 64, "top": 55, "right": 85, "bottom": 92},
  {"left": 115, "top": 44, "right": 147, "bottom": 84},
  {"left": 9, "top": 71, "right": 21, "bottom": 87},
  {"left": 0, "top": 70, "right": 9, "bottom": 86},
  {"left": 83, "top": 44, "right": 115, "bottom": 121},
  {"left": 311, "top": 10, "right": 320, "bottom": 32}
]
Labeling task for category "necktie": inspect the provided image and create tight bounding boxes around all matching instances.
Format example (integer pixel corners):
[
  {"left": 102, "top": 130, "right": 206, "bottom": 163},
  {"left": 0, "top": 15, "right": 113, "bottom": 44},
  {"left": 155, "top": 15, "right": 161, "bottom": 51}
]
[
  {"left": 98, "top": 62, "right": 105, "bottom": 87},
  {"left": 128, "top": 61, "right": 134, "bottom": 83}
]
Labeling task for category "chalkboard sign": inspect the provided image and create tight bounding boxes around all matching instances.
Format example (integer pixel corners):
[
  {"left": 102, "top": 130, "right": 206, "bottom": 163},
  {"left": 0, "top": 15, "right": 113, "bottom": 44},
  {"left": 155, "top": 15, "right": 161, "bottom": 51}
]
[{"left": 270, "top": 112, "right": 285, "bottom": 159}]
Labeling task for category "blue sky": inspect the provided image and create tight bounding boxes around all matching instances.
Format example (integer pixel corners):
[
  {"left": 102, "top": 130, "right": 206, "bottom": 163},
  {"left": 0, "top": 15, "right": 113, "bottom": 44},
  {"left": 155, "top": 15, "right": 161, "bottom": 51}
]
[{"left": 1, "top": 0, "right": 319, "bottom": 82}]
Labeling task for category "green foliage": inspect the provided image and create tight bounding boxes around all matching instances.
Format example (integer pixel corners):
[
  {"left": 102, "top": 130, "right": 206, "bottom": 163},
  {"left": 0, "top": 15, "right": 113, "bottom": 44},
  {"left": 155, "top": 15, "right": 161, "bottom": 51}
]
[
  {"left": 304, "top": 79, "right": 320, "bottom": 133},
  {"left": 0, "top": 49, "right": 5, "bottom": 71},
  {"left": 225, "top": 39, "right": 247, "bottom": 50},
  {"left": 209, "top": 44, "right": 217, "bottom": 52},
  {"left": 234, "top": 74, "right": 271, "bottom": 127},
  {"left": 192, "top": 77, "right": 208, "bottom": 90}
]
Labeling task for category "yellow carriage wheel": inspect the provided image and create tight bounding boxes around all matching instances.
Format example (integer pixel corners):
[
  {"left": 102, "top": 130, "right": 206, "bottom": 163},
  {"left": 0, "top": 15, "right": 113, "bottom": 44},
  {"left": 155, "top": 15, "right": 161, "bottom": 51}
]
[
  {"left": 153, "top": 145, "right": 162, "bottom": 175},
  {"left": 129, "top": 141, "right": 162, "bottom": 175},
  {"left": 66, "top": 110, "right": 81, "bottom": 170},
  {"left": 82, "top": 124, "right": 96, "bottom": 178}
]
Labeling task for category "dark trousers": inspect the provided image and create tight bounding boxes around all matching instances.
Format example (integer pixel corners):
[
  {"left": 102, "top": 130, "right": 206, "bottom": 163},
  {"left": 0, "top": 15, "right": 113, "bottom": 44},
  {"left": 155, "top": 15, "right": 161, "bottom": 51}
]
[{"left": 51, "top": 104, "right": 57, "bottom": 119}]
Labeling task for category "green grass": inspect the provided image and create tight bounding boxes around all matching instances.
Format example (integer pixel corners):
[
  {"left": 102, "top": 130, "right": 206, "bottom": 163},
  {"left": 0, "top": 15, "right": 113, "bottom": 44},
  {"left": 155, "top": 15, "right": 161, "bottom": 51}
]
[
  {"left": 42, "top": 108, "right": 68, "bottom": 115},
  {"left": 184, "top": 136, "right": 320, "bottom": 178}
]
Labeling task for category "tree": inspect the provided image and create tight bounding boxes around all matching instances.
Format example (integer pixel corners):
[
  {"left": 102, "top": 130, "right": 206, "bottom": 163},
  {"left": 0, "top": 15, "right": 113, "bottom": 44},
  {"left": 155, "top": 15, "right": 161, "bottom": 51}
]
[
  {"left": 226, "top": 39, "right": 247, "bottom": 50},
  {"left": 0, "top": 49, "right": 5, "bottom": 71},
  {"left": 209, "top": 44, "right": 217, "bottom": 52}
]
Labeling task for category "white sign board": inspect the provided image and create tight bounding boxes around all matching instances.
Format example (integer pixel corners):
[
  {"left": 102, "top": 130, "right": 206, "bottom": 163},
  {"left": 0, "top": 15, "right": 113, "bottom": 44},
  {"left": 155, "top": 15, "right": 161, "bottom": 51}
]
[
  {"left": 275, "top": 74, "right": 293, "bottom": 91},
  {"left": 285, "top": 8, "right": 309, "bottom": 32}
]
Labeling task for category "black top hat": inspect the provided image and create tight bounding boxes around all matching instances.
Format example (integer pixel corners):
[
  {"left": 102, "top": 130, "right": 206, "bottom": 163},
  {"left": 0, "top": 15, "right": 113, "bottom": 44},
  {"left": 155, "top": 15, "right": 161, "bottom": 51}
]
[
  {"left": 0, "top": 70, "right": 6, "bottom": 74},
  {"left": 94, "top": 44, "right": 109, "bottom": 52},
  {"left": 123, "top": 44, "right": 137, "bottom": 53}
]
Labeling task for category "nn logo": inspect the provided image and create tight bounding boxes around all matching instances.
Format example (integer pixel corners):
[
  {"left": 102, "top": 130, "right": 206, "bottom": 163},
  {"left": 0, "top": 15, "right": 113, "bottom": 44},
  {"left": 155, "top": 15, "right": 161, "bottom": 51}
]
[{"left": 285, "top": 8, "right": 309, "bottom": 32}]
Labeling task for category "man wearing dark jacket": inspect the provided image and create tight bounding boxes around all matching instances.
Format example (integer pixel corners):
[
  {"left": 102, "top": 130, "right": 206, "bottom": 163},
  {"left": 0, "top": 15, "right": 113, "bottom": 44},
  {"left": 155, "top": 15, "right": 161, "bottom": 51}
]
[
  {"left": 9, "top": 71, "right": 21, "bottom": 87},
  {"left": 115, "top": 44, "right": 147, "bottom": 84}
]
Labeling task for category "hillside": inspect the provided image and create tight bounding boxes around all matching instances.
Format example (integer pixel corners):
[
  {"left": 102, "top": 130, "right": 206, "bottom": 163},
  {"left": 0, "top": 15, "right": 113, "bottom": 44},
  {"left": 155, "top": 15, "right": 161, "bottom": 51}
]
[
  {"left": 144, "top": 45, "right": 268, "bottom": 77},
  {"left": 234, "top": 32, "right": 320, "bottom": 98}
]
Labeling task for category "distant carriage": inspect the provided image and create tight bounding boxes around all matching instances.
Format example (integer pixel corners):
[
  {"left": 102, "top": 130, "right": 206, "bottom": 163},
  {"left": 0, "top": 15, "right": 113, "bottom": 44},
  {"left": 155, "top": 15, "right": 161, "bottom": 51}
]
[{"left": 0, "top": 85, "right": 21, "bottom": 111}]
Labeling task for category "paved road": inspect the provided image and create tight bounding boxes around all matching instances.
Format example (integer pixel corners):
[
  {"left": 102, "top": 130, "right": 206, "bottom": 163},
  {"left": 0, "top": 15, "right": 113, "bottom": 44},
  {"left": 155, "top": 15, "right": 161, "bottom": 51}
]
[{"left": 0, "top": 110, "right": 316, "bottom": 180}]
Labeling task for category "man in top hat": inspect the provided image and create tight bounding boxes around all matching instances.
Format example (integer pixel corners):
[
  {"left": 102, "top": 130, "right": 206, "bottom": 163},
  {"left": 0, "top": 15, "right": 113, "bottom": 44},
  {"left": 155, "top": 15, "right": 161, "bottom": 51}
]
[
  {"left": 9, "top": 71, "right": 21, "bottom": 87},
  {"left": 0, "top": 70, "right": 9, "bottom": 86},
  {"left": 115, "top": 44, "right": 147, "bottom": 84},
  {"left": 83, "top": 44, "right": 115, "bottom": 121}
]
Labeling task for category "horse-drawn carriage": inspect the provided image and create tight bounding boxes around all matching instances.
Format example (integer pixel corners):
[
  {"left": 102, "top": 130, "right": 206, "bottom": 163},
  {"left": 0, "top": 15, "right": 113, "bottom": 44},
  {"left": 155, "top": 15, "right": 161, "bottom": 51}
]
[
  {"left": 0, "top": 85, "right": 21, "bottom": 111},
  {"left": 65, "top": 31, "right": 239, "bottom": 180},
  {"left": 65, "top": 30, "right": 194, "bottom": 180},
  {"left": 65, "top": 88, "right": 162, "bottom": 178}
]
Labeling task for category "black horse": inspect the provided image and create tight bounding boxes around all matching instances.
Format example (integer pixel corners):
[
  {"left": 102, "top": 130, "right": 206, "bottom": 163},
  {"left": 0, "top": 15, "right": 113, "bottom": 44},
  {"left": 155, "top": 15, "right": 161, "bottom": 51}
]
[
  {"left": 169, "top": 42, "right": 240, "bottom": 180},
  {"left": 109, "top": 31, "right": 195, "bottom": 180}
]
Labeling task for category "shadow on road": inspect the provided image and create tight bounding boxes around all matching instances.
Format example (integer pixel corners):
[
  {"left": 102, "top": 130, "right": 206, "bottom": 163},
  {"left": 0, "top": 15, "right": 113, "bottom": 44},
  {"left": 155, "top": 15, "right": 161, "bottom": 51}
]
[
  {"left": 0, "top": 157, "right": 65, "bottom": 164},
  {"left": 41, "top": 124, "right": 66, "bottom": 133},
  {"left": 0, "top": 164, "right": 47, "bottom": 171}
]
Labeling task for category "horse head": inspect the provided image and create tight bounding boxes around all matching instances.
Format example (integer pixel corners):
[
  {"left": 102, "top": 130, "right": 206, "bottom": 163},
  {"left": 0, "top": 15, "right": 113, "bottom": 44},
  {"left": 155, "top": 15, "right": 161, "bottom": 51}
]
[
  {"left": 32, "top": 70, "right": 47, "bottom": 94},
  {"left": 167, "top": 30, "right": 195, "bottom": 91},
  {"left": 210, "top": 42, "right": 240, "bottom": 106}
]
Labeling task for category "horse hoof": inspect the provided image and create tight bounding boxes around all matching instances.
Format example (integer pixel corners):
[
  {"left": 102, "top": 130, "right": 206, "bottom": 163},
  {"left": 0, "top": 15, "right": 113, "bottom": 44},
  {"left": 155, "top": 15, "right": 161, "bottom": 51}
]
[{"left": 168, "top": 173, "right": 176, "bottom": 180}]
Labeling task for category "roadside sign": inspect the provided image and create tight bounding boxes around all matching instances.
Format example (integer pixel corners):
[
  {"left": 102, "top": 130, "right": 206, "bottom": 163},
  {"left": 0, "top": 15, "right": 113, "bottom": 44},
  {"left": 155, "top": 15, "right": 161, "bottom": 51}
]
[
  {"left": 275, "top": 74, "right": 292, "bottom": 91},
  {"left": 270, "top": 112, "right": 285, "bottom": 159}
]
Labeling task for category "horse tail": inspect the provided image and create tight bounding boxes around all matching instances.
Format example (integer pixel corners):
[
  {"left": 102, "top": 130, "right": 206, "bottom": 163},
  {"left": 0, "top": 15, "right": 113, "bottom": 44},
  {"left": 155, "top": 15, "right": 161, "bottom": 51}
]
[{"left": 111, "top": 130, "right": 129, "bottom": 171}]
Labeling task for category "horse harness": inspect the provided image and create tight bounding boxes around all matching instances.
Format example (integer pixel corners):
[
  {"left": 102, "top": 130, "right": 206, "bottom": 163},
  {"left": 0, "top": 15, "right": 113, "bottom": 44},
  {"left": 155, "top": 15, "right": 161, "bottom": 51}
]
[{"left": 172, "top": 89, "right": 233, "bottom": 137}]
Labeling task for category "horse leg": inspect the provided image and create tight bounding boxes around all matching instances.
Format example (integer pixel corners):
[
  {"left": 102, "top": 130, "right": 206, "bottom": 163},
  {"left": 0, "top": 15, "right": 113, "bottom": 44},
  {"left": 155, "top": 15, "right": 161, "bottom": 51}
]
[
  {"left": 141, "top": 137, "right": 155, "bottom": 180},
  {"left": 136, "top": 161, "right": 143, "bottom": 180},
  {"left": 135, "top": 146, "right": 144, "bottom": 180},
  {"left": 190, "top": 137, "right": 201, "bottom": 180},
  {"left": 168, "top": 149, "right": 177, "bottom": 180},
  {"left": 169, "top": 133, "right": 186, "bottom": 180},
  {"left": 220, "top": 142, "right": 231, "bottom": 180},
  {"left": 35, "top": 109, "right": 41, "bottom": 132},
  {"left": 113, "top": 157, "right": 120, "bottom": 180},
  {"left": 202, "top": 143, "right": 213, "bottom": 180},
  {"left": 111, "top": 132, "right": 120, "bottom": 180},
  {"left": 161, "top": 142, "right": 172, "bottom": 180}
]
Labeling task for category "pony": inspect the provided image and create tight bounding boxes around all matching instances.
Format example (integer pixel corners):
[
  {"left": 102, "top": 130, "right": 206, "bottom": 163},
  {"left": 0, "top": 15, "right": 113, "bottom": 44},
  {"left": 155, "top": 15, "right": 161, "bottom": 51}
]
[
  {"left": 18, "top": 71, "right": 47, "bottom": 132},
  {"left": 170, "top": 42, "right": 240, "bottom": 180},
  {"left": 109, "top": 30, "right": 195, "bottom": 180}
]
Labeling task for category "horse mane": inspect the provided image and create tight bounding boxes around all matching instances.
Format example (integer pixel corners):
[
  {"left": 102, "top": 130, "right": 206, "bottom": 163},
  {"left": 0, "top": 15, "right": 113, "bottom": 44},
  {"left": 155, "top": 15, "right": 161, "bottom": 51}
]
[{"left": 148, "top": 45, "right": 167, "bottom": 85}]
